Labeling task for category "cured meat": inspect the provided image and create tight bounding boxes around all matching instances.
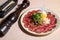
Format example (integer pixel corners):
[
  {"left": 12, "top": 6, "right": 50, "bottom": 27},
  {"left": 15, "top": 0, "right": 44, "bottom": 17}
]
[{"left": 23, "top": 10, "right": 57, "bottom": 33}]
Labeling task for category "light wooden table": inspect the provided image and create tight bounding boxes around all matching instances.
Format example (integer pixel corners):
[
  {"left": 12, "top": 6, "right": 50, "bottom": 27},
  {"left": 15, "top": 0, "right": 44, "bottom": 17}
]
[{"left": 0, "top": 0, "right": 60, "bottom": 40}]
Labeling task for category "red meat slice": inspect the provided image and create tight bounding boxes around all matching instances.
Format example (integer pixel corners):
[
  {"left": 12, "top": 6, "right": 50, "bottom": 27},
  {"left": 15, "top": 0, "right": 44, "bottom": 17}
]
[
  {"left": 43, "top": 24, "right": 56, "bottom": 32},
  {"left": 23, "top": 17, "right": 31, "bottom": 23},
  {"left": 28, "top": 27, "right": 33, "bottom": 31},
  {"left": 47, "top": 12, "right": 53, "bottom": 18},
  {"left": 24, "top": 23, "right": 30, "bottom": 28},
  {"left": 28, "top": 27, "right": 35, "bottom": 31},
  {"left": 27, "top": 12, "right": 33, "bottom": 16},
  {"left": 50, "top": 17, "right": 56, "bottom": 24},
  {"left": 35, "top": 26, "right": 45, "bottom": 33},
  {"left": 43, "top": 27, "right": 52, "bottom": 32},
  {"left": 49, "top": 24, "right": 56, "bottom": 28}
]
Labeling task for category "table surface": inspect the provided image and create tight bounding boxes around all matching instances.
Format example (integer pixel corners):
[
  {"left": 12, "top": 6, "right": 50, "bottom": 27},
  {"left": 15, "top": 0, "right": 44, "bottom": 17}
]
[{"left": 0, "top": 0, "right": 60, "bottom": 40}]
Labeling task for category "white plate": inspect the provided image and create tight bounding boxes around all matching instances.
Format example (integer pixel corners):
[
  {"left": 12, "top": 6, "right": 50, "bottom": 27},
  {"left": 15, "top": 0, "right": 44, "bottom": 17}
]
[{"left": 20, "top": 8, "right": 60, "bottom": 36}]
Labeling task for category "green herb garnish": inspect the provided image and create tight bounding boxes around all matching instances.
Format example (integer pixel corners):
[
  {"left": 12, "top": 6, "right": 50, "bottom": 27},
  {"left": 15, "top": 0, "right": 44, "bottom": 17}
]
[{"left": 31, "top": 12, "right": 41, "bottom": 25}]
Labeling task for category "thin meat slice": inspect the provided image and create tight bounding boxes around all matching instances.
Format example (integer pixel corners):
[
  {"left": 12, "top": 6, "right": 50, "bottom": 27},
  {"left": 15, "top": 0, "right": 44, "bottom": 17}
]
[{"left": 35, "top": 27, "right": 45, "bottom": 33}]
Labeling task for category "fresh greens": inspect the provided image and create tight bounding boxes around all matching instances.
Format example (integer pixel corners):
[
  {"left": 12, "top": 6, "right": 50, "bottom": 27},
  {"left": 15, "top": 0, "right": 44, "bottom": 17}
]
[{"left": 31, "top": 12, "right": 41, "bottom": 25}]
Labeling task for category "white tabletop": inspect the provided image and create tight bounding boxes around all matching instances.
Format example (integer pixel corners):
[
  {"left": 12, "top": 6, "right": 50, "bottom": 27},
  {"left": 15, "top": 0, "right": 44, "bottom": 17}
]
[{"left": 0, "top": 0, "right": 60, "bottom": 40}]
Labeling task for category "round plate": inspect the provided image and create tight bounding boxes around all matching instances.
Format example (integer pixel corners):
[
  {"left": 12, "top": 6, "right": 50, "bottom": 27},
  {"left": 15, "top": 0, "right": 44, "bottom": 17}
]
[{"left": 18, "top": 8, "right": 60, "bottom": 36}]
